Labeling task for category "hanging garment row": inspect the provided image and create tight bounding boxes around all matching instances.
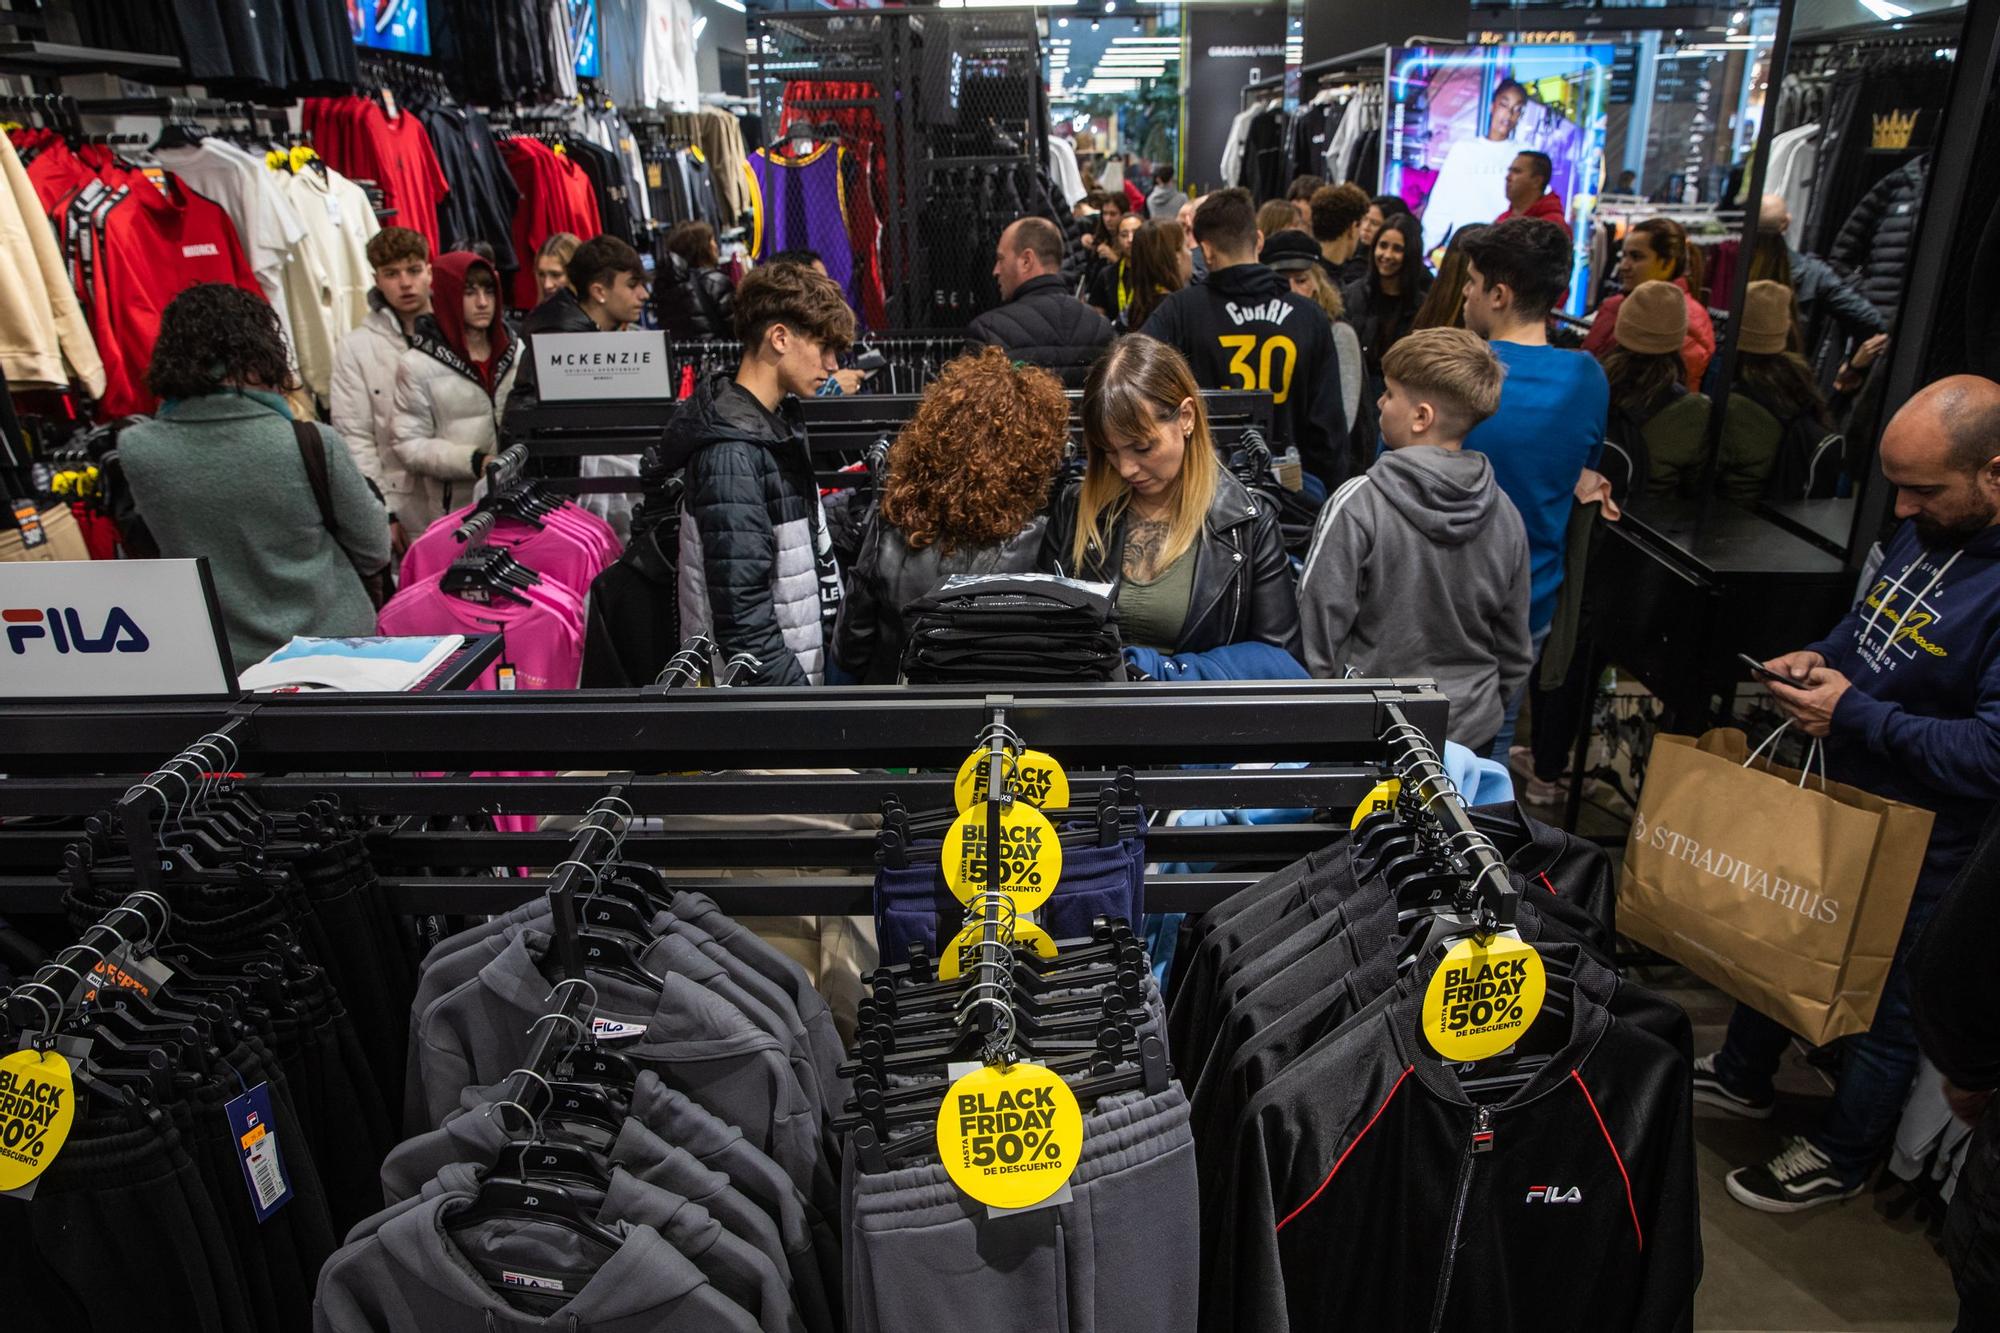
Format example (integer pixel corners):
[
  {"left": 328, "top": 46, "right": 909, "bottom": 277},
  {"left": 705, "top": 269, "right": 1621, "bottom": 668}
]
[
  {"left": 9, "top": 101, "right": 380, "bottom": 417},
  {"left": 1176, "top": 719, "right": 1698, "bottom": 1331}
]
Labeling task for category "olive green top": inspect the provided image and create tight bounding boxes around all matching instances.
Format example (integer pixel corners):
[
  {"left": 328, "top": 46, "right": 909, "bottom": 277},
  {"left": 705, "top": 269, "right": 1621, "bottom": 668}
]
[{"left": 1116, "top": 545, "right": 1196, "bottom": 651}]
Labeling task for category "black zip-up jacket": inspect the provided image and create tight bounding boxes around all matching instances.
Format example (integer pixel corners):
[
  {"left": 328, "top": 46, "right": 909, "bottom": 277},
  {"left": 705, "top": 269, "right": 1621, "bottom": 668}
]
[
  {"left": 1139, "top": 262, "right": 1347, "bottom": 488},
  {"left": 964, "top": 274, "right": 1116, "bottom": 389},
  {"left": 579, "top": 518, "right": 681, "bottom": 688},
  {"left": 1830, "top": 155, "right": 1927, "bottom": 318},
  {"left": 1038, "top": 469, "right": 1303, "bottom": 660},
  {"left": 1212, "top": 947, "right": 1697, "bottom": 1333}
]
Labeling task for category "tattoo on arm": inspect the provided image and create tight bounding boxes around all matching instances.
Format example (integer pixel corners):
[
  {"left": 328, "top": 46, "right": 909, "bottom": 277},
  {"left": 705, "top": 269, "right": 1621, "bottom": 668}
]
[{"left": 1124, "top": 518, "right": 1170, "bottom": 582}]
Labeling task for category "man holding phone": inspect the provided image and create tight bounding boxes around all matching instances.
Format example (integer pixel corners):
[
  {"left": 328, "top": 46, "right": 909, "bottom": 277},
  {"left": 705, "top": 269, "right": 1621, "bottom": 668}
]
[{"left": 1696, "top": 376, "right": 2000, "bottom": 1215}]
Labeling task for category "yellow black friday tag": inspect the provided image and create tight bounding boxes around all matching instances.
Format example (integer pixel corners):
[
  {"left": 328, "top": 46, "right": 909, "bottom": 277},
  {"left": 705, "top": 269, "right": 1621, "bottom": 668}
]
[
  {"left": 942, "top": 801, "right": 1060, "bottom": 912},
  {"left": 953, "top": 748, "right": 1071, "bottom": 813},
  {"left": 1350, "top": 778, "right": 1402, "bottom": 829},
  {"left": 936, "top": 1062, "right": 1083, "bottom": 1209},
  {"left": 0, "top": 1047, "right": 74, "bottom": 1194},
  {"left": 1420, "top": 934, "right": 1547, "bottom": 1062}
]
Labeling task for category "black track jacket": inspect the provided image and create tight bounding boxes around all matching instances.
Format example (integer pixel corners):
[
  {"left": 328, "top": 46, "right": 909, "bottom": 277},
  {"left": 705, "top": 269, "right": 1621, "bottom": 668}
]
[{"left": 1211, "top": 947, "right": 1697, "bottom": 1333}]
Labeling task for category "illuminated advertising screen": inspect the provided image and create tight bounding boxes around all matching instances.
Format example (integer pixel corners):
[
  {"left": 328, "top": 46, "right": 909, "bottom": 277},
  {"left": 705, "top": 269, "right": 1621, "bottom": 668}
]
[
  {"left": 351, "top": 0, "right": 431, "bottom": 57},
  {"left": 572, "top": 0, "right": 600, "bottom": 79},
  {"left": 1385, "top": 44, "right": 1613, "bottom": 316}
]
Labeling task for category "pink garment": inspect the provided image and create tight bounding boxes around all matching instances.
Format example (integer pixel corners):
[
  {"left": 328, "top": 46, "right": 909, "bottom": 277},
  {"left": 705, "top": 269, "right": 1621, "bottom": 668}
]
[
  {"left": 376, "top": 580, "right": 584, "bottom": 690},
  {"left": 401, "top": 503, "right": 620, "bottom": 598}
]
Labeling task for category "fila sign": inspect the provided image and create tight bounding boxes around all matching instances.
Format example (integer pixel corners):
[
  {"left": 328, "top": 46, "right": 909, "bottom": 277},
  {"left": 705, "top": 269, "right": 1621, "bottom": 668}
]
[{"left": 0, "top": 559, "right": 236, "bottom": 699}]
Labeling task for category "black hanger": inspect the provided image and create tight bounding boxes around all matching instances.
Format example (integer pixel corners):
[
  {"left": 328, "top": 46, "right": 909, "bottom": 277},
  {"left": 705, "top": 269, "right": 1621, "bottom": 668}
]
[{"left": 448, "top": 1178, "right": 626, "bottom": 1250}]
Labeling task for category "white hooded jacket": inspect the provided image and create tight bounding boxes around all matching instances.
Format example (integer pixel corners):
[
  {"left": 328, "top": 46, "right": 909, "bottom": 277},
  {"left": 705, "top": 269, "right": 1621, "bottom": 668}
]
[{"left": 329, "top": 295, "right": 414, "bottom": 518}]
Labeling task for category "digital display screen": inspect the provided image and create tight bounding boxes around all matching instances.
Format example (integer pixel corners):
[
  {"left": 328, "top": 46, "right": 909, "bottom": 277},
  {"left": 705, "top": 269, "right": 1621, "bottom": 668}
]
[
  {"left": 1385, "top": 44, "right": 1614, "bottom": 316},
  {"left": 572, "top": 0, "right": 600, "bottom": 80},
  {"left": 350, "top": 0, "right": 431, "bottom": 57}
]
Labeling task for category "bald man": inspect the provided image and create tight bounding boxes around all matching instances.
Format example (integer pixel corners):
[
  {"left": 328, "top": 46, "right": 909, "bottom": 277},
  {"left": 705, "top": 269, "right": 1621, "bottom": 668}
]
[
  {"left": 1758, "top": 192, "right": 1886, "bottom": 348},
  {"left": 966, "top": 217, "right": 1113, "bottom": 388},
  {"left": 1695, "top": 376, "right": 2000, "bottom": 1213}
]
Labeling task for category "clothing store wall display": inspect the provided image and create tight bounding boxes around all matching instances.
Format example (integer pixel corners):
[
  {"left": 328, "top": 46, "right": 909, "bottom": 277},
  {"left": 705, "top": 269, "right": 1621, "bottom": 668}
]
[
  {"left": 498, "top": 136, "right": 605, "bottom": 309},
  {"left": 70, "top": 0, "right": 362, "bottom": 92},
  {"left": 305, "top": 97, "right": 453, "bottom": 254},
  {"left": 598, "top": 0, "right": 701, "bottom": 112},
  {"left": 0, "top": 133, "right": 106, "bottom": 396},
  {"left": 779, "top": 84, "right": 892, "bottom": 330},
  {"left": 89, "top": 177, "right": 267, "bottom": 417},
  {"left": 418, "top": 103, "right": 522, "bottom": 273}
]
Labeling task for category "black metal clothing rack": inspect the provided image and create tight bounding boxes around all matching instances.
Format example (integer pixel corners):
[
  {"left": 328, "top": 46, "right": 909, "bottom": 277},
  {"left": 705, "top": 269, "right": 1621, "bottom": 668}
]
[{"left": 0, "top": 681, "right": 1457, "bottom": 920}]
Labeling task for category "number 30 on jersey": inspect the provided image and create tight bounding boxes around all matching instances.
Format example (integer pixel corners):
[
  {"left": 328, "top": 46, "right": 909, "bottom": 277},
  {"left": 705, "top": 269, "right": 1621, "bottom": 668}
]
[{"left": 1218, "top": 334, "right": 1299, "bottom": 405}]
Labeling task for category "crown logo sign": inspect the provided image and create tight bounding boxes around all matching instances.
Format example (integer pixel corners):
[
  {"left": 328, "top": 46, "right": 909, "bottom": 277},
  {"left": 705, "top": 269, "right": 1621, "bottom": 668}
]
[{"left": 1873, "top": 108, "right": 1919, "bottom": 151}]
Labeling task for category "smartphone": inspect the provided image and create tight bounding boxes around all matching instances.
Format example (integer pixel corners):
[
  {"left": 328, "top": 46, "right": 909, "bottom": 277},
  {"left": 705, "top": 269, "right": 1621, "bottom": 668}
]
[{"left": 1739, "top": 653, "right": 1802, "bottom": 685}]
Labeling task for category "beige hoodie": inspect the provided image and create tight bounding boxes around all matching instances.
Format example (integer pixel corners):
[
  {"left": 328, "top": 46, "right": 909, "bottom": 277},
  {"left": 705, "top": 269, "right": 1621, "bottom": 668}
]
[{"left": 0, "top": 134, "right": 104, "bottom": 396}]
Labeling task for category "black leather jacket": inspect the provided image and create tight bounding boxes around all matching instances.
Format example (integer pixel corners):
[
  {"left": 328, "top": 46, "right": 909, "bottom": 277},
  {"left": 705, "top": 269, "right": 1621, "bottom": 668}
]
[{"left": 1038, "top": 469, "right": 1302, "bottom": 659}]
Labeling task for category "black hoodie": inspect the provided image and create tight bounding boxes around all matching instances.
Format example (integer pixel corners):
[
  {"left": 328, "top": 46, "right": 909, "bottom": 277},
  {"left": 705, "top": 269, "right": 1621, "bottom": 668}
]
[
  {"left": 665, "top": 373, "right": 840, "bottom": 687},
  {"left": 1139, "top": 261, "right": 1347, "bottom": 488}
]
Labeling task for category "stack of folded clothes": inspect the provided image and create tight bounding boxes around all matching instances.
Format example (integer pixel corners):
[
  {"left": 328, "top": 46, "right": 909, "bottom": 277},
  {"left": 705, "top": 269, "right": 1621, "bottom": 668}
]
[{"left": 898, "top": 573, "right": 1123, "bottom": 683}]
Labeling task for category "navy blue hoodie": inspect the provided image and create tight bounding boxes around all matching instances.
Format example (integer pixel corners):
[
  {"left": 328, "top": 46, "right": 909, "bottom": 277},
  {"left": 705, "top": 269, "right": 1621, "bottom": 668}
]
[{"left": 1810, "top": 520, "right": 2000, "bottom": 888}]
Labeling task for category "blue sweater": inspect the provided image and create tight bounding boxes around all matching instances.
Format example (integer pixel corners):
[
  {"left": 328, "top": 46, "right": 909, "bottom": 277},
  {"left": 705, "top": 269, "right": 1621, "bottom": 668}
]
[
  {"left": 1464, "top": 341, "right": 1608, "bottom": 635},
  {"left": 1812, "top": 521, "right": 2000, "bottom": 889}
]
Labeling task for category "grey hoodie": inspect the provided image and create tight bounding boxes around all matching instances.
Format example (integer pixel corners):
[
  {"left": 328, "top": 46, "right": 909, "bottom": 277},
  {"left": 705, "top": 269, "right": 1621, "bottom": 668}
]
[
  {"left": 312, "top": 1188, "right": 759, "bottom": 1331},
  {"left": 1297, "top": 444, "right": 1533, "bottom": 747}
]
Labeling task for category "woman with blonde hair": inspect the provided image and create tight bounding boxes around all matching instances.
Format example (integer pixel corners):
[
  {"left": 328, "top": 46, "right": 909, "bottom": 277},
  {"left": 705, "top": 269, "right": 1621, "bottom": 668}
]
[
  {"left": 1125, "top": 219, "right": 1192, "bottom": 331},
  {"left": 832, "top": 347, "right": 1070, "bottom": 682},
  {"left": 1040, "top": 334, "right": 1300, "bottom": 656}
]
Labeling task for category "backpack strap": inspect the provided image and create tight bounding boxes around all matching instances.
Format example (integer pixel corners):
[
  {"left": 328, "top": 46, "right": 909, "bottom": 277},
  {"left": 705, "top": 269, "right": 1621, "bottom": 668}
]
[{"left": 293, "top": 418, "right": 340, "bottom": 537}]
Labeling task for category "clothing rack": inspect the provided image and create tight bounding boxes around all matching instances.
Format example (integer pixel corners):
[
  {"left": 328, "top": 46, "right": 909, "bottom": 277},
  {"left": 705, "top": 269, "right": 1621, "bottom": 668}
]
[
  {"left": 1377, "top": 699, "right": 1516, "bottom": 931},
  {"left": 0, "top": 681, "right": 1454, "bottom": 918},
  {"left": 1, "top": 887, "right": 171, "bottom": 1047}
]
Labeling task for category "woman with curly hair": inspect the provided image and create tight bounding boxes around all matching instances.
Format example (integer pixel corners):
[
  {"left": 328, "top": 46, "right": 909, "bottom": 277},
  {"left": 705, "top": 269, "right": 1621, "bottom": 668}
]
[
  {"left": 831, "top": 346, "right": 1069, "bottom": 683},
  {"left": 119, "top": 284, "right": 389, "bottom": 668}
]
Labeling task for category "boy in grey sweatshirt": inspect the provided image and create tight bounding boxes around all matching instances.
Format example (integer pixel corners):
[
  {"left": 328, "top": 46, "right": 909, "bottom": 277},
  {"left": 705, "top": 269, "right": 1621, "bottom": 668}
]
[{"left": 1298, "top": 327, "right": 1533, "bottom": 749}]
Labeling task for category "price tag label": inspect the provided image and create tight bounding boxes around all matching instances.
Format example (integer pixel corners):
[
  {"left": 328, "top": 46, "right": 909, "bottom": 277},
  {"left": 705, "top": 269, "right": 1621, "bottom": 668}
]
[
  {"left": 936, "top": 1062, "right": 1083, "bottom": 1210},
  {"left": 953, "top": 748, "right": 1071, "bottom": 813},
  {"left": 0, "top": 1046, "right": 75, "bottom": 1196},
  {"left": 225, "top": 1081, "right": 294, "bottom": 1221},
  {"left": 942, "top": 800, "right": 1061, "bottom": 911},
  {"left": 1420, "top": 934, "right": 1546, "bottom": 1062},
  {"left": 937, "top": 919, "right": 1059, "bottom": 980},
  {"left": 1350, "top": 778, "right": 1402, "bottom": 829},
  {"left": 12, "top": 499, "right": 46, "bottom": 550}
]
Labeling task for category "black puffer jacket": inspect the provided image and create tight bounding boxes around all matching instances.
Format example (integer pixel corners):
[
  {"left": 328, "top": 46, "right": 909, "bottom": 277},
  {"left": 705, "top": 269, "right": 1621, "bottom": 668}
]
[
  {"left": 965, "top": 274, "right": 1116, "bottom": 388},
  {"left": 1830, "top": 155, "right": 1927, "bottom": 318},
  {"left": 654, "top": 252, "right": 736, "bottom": 340},
  {"left": 1038, "top": 469, "right": 1302, "bottom": 659},
  {"left": 667, "top": 373, "right": 839, "bottom": 686},
  {"left": 833, "top": 507, "right": 1046, "bottom": 684}
]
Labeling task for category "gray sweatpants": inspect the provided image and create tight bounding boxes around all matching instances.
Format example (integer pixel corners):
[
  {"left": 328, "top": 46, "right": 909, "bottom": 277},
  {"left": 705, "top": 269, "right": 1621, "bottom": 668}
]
[{"left": 843, "top": 1085, "right": 1197, "bottom": 1333}]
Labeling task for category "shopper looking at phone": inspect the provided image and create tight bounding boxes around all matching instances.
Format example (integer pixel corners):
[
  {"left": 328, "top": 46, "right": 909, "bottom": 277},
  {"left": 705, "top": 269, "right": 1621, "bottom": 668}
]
[{"left": 1695, "top": 375, "right": 2000, "bottom": 1215}]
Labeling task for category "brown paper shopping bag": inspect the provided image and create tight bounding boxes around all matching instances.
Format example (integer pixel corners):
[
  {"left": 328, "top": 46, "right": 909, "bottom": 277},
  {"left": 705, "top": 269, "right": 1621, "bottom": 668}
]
[{"left": 1620, "top": 727, "right": 1934, "bottom": 1044}]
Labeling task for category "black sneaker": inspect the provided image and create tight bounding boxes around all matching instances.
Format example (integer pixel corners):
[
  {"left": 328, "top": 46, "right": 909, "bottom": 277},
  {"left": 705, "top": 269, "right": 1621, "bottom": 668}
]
[
  {"left": 1726, "top": 1136, "right": 1865, "bottom": 1213},
  {"left": 1691, "top": 1053, "right": 1775, "bottom": 1119}
]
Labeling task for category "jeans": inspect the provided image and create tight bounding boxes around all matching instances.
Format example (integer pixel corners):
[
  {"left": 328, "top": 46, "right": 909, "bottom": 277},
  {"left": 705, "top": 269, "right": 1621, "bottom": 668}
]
[
  {"left": 1711, "top": 880, "right": 1946, "bottom": 1184},
  {"left": 1489, "top": 623, "right": 1554, "bottom": 762}
]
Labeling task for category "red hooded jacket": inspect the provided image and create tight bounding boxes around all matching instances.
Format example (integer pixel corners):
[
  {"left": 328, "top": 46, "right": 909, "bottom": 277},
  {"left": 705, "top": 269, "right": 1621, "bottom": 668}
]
[{"left": 415, "top": 251, "right": 515, "bottom": 394}]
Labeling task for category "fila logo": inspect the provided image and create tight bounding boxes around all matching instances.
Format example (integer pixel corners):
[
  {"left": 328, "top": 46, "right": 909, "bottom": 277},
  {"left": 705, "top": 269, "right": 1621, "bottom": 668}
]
[
  {"left": 181, "top": 242, "right": 220, "bottom": 258},
  {"left": 1526, "top": 1185, "right": 1583, "bottom": 1204},
  {"left": 3, "top": 607, "right": 149, "bottom": 654}
]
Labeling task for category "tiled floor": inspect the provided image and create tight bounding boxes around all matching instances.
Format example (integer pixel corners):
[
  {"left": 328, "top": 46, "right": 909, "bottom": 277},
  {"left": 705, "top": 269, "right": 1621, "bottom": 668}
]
[{"left": 1663, "top": 973, "right": 1960, "bottom": 1332}]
